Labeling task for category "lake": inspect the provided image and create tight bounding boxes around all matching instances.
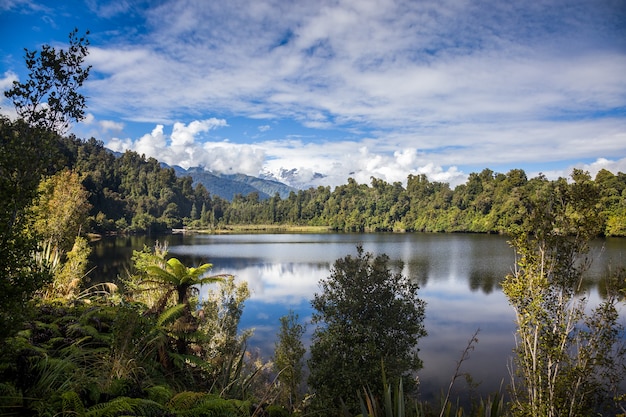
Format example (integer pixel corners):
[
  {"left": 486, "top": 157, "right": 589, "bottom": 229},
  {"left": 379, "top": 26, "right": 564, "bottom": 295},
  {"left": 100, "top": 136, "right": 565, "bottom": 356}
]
[{"left": 89, "top": 232, "right": 626, "bottom": 402}]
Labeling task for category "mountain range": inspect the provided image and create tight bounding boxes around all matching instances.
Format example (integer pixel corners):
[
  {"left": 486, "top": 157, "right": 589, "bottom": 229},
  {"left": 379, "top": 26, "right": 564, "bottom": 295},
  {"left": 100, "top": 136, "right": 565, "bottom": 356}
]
[{"left": 169, "top": 165, "right": 298, "bottom": 201}]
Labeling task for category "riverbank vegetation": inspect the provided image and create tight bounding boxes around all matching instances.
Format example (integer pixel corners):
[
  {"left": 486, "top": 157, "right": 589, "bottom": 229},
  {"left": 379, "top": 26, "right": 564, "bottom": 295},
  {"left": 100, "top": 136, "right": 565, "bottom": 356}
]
[{"left": 2, "top": 29, "right": 626, "bottom": 416}]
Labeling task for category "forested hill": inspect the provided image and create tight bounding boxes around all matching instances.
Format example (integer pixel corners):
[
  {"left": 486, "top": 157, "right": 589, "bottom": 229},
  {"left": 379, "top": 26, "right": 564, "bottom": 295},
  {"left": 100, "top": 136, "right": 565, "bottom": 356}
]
[{"left": 60, "top": 135, "right": 626, "bottom": 236}]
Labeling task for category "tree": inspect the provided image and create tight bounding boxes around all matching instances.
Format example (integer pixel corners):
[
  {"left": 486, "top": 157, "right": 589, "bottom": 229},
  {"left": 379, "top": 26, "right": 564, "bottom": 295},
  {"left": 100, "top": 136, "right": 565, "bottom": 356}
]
[
  {"left": 273, "top": 310, "right": 306, "bottom": 412},
  {"left": 0, "top": 118, "right": 55, "bottom": 338},
  {"left": 4, "top": 28, "right": 91, "bottom": 134},
  {"left": 308, "top": 245, "right": 427, "bottom": 413},
  {"left": 502, "top": 170, "right": 625, "bottom": 416},
  {"left": 198, "top": 275, "right": 254, "bottom": 396},
  {"left": 1, "top": 29, "right": 90, "bottom": 339},
  {"left": 128, "top": 244, "right": 230, "bottom": 357},
  {"left": 144, "top": 257, "right": 227, "bottom": 310},
  {"left": 31, "top": 169, "right": 91, "bottom": 254}
]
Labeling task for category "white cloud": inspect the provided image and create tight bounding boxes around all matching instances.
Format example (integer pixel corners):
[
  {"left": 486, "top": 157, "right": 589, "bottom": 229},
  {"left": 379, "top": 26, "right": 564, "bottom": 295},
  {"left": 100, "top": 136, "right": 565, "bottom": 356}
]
[
  {"left": 134, "top": 124, "right": 167, "bottom": 158},
  {"left": 545, "top": 157, "right": 626, "bottom": 182},
  {"left": 0, "top": 71, "right": 18, "bottom": 119},
  {"left": 103, "top": 119, "right": 266, "bottom": 175},
  {"left": 99, "top": 119, "right": 124, "bottom": 132},
  {"left": 6, "top": 0, "right": 624, "bottom": 188},
  {"left": 171, "top": 119, "right": 226, "bottom": 147},
  {"left": 82, "top": 0, "right": 625, "bottom": 134},
  {"left": 106, "top": 137, "right": 133, "bottom": 153}
]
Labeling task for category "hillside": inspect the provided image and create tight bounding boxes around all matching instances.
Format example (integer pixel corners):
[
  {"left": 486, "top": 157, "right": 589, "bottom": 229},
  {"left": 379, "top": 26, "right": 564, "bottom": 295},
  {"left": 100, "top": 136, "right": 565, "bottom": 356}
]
[{"left": 170, "top": 166, "right": 297, "bottom": 201}]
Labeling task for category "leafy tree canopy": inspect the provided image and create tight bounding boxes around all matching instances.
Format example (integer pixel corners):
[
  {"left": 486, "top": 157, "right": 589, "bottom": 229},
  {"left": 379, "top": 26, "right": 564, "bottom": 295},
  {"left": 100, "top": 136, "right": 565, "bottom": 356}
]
[
  {"left": 4, "top": 28, "right": 91, "bottom": 134},
  {"left": 308, "top": 245, "right": 427, "bottom": 413}
]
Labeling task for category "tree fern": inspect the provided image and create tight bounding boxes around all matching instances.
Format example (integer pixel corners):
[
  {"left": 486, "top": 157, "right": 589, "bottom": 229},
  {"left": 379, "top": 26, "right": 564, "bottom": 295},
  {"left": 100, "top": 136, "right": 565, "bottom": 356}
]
[{"left": 157, "top": 303, "right": 186, "bottom": 327}]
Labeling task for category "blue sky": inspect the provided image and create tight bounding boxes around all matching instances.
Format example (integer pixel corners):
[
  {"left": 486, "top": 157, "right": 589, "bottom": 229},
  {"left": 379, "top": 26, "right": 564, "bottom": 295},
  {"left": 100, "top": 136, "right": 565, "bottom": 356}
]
[{"left": 1, "top": 0, "right": 625, "bottom": 188}]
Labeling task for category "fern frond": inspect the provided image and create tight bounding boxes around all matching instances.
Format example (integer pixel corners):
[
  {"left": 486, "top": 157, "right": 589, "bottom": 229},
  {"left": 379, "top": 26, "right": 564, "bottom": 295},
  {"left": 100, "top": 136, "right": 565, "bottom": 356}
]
[
  {"left": 144, "top": 385, "right": 174, "bottom": 405},
  {"left": 61, "top": 390, "right": 85, "bottom": 416},
  {"left": 157, "top": 304, "right": 186, "bottom": 327},
  {"left": 167, "top": 391, "right": 207, "bottom": 410},
  {"left": 169, "top": 352, "right": 212, "bottom": 372},
  {"left": 85, "top": 396, "right": 165, "bottom": 416}
]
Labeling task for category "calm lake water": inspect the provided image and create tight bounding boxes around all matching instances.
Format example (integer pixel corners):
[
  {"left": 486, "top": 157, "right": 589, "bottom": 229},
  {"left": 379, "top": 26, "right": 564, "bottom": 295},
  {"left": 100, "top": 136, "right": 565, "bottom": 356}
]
[{"left": 89, "top": 232, "right": 626, "bottom": 401}]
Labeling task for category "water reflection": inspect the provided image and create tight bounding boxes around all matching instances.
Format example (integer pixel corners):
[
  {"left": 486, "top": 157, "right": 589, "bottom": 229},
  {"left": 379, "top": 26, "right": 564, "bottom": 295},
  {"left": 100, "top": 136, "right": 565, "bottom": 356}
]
[{"left": 89, "top": 233, "right": 626, "bottom": 402}]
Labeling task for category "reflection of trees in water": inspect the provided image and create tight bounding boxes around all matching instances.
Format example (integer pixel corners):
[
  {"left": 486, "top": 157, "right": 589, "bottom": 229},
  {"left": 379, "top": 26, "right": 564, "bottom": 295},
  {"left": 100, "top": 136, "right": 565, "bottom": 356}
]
[
  {"left": 90, "top": 235, "right": 188, "bottom": 283},
  {"left": 468, "top": 270, "right": 498, "bottom": 294},
  {"left": 596, "top": 267, "right": 626, "bottom": 301},
  {"left": 406, "top": 258, "right": 430, "bottom": 287}
]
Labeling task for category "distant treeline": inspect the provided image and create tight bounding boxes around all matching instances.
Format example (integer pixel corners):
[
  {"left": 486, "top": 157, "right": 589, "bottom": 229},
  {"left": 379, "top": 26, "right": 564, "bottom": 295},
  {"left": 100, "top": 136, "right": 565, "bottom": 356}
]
[{"left": 61, "top": 136, "right": 626, "bottom": 236}]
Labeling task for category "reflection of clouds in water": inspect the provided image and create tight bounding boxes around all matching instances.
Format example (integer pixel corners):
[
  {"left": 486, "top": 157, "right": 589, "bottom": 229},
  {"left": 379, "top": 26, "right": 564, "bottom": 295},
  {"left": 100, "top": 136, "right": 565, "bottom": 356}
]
[
  {"left": 198, "top": 262, "right": 329, "bottom": 305},
  {"left": 417, "top": 286, "right": 515, "bottom": 399}
]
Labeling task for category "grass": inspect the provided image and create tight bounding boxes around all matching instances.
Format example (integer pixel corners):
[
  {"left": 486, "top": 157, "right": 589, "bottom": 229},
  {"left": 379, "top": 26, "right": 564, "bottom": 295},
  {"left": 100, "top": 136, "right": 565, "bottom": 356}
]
[{"left": 185, "top": 224, "right": 334, "bottom": 234}]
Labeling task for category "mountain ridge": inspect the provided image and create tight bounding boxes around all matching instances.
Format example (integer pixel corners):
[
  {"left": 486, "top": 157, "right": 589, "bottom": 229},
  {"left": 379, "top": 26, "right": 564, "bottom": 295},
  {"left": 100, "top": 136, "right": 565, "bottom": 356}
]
[{"left": 168, "top": 165, "right": 298, "bottom": 201}]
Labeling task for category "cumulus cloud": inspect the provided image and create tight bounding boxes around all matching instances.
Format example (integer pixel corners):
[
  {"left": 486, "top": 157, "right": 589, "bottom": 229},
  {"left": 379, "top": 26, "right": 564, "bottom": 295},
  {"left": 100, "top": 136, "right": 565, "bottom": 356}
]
[
  {"left": 104, "top": 119, "right": 267, "bottom": 175},
  {"left": 102, "top": 119, "right": 469, "bottom": 188},
  {"left": 99, "top": 119, "right": 124, "bottom": 132},
  {"left": 546, "top": 158, "right": 626, "bottom": 182}
]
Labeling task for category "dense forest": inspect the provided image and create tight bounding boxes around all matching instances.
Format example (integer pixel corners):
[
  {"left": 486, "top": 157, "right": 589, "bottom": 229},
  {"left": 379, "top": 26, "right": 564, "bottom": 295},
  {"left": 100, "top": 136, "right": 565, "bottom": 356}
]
[
  {"left": 39, "top": 136, "right": 626, "bottom": 236},
  {"left": 51, "top": 134, "right": 626, "bottom": 237}
]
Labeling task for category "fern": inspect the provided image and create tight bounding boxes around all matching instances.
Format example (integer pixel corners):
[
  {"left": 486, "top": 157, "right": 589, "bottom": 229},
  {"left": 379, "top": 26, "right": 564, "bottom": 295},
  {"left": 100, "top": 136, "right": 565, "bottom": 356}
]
[
  {"left": 166, "top": 391, "right": 252, "bottom": 415},
  {"left": 157, "top": 303, "right": 186, "bottom": 327},
  {"left": 168, "top": 391, "right": 207, "bottom": 410},
  {"left": 0, "top": 382, "right": 22, "bottom": 411},
  {"left": 85, "top": 396, "right": 166, "bottom": 416},
  {"left": 67, "top": 322, "right": 101, "bottom": 339},
  {"left": 169, "top": 351, "right": 213, "bottom": 372},
  {"left": 144, "top": 385, "right": 174, "bottom": 405},
  {"left": 62, "top": 390, "right": 85, "bottom": 417}
]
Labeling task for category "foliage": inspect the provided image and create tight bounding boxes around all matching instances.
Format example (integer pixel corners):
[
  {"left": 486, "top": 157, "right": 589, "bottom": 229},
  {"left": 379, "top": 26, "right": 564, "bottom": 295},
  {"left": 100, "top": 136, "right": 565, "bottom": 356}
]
[
  {"left": 198, "top": 275, "right": 261, "bottom": 397},
  {"left": 37, "top": 235, "right": 94, "bottom": 302},
  {"left": 308, "top": 245, "right": 427, "bottom": 413},
  {"left": 355, "top": 369, "right": 506, "bottom": 417},
  {"left": 1, "top": 28, "right": 90, "bottom": 340},
  {"left": 4, "top": 28, "right": 91, "bottom": 134},
  {"left": 0, "top": 116, "right": 55, "bottom": 340},
  {"left": 31, "top": 169, "right": 91, "bottom": 254},
  {"left": 273, "top": 310, "right": 306, "bottom": 412},
  {"left": 51, "top": 130, "right": 626, "bottom": 237},
  {"left": 29, "top": 169, "right": 99, "bottom": 304},
  {"left": 0, "top": 296, "right": 256, "bottom": 416},
  {"left": 501, "top": 170, "right": 626, "bottom": 416}
]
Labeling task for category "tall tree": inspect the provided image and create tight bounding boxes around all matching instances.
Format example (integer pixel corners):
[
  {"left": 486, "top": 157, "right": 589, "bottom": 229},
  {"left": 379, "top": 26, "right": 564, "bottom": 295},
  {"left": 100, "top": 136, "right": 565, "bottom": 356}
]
[
  {"left": 1, "top": 29, "right": 90, "bottom": 338},
  {"left": 31, "top": 169, "right": 91, "bottom": 254},
  {"left": 308, "top": 245, "right": 427, "bottom": 413},
  {"left": 502, "top": 170, "right": 625, "bottom": 416},
  {"left": 4, "top": 28, "right": 91, "bottom": 134}
]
